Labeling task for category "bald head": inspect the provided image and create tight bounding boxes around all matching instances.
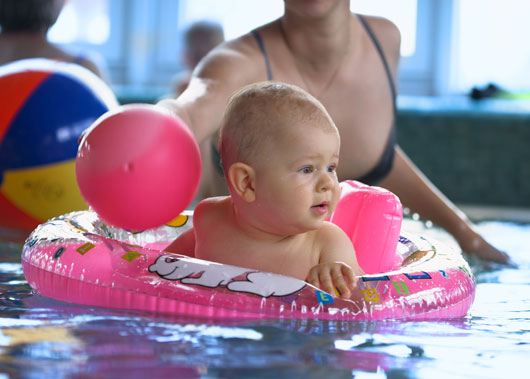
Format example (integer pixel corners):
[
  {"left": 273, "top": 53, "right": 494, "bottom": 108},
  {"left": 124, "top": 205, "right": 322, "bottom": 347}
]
[{"left": 219, "top": 82, "right": 337, "bottom": 172}]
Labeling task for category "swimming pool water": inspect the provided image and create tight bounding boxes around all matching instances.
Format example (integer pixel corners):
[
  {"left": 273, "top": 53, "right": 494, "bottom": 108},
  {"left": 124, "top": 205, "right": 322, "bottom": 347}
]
[{"left": 0, "top": 219, "right": 529, "bottom": 378}]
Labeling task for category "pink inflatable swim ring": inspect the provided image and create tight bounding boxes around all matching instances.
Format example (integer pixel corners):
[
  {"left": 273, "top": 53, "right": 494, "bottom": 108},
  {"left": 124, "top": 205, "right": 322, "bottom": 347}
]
[{"left": 21, "top": 181, "right": 476, "bottom": 320}]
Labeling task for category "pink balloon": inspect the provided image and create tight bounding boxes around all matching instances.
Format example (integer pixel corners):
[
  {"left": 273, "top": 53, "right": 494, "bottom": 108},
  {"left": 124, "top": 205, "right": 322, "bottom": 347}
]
[{"left": 76, "top": 104, "right": 201, "bottom": 230}]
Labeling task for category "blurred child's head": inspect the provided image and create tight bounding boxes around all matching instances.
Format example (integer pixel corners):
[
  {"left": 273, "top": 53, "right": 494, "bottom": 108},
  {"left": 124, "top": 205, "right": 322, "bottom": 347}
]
[
  {"left": 183, "top": 20, "right": 224, "bottom": 68},
  {"left": 0, "top": 0, "right": 64, "bottom": 33}
]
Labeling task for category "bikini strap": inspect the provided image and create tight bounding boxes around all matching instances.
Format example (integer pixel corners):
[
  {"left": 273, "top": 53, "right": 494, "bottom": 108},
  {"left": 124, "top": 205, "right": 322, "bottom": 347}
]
[
  {"left": 357, "top": 14, "right": 397, "bottom": 111},
  {"left": 251, "top": 30, "right": 273, "bottom": 81}
]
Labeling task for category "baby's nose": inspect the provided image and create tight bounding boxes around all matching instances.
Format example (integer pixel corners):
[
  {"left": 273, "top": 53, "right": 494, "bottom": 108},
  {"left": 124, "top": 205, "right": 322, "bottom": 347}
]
[{"left": 318, "top": 172, "right": 334, "bottom": 191}]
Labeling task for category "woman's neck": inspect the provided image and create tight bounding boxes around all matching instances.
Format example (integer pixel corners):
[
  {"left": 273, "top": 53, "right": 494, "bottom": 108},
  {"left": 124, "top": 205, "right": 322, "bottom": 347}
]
[
  {"left": 280, "top": 6, "right": 352, "bottom": 67},
  {"left": 278, "top": 6, "right": 353, "bottom": 97}
]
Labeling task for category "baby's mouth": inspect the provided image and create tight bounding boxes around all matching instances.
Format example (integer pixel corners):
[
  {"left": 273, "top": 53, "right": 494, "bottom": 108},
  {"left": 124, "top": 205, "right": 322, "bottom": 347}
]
[{"left": 311, "top": 201, "right": 330, "bottom": 215}]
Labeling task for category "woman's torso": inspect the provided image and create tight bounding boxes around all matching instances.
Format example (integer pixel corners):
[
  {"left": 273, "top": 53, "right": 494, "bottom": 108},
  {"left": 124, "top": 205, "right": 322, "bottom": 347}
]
[{"left": 237, "top": 14, "right": 399, "bottom": 184}]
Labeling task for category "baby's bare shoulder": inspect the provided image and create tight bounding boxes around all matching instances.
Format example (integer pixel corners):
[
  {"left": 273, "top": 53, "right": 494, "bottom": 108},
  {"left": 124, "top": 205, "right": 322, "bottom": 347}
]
[
  {"left": 314, "top": 222, "right": 356, "bottom": 263},
  {"left": 194, "top": 197, "right": 231, "bottom": 225},
  {"left": 195, "top": 196, "right": 230, "bottom": 211},
  {"left": 317, "top": 221, "right": 349, "bottom": 240}
]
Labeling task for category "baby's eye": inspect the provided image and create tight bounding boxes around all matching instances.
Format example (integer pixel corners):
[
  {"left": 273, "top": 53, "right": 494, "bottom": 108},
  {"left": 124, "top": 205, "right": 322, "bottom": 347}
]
[
  {"left": 299, "top": 166, "right": 313, "bottom": 174},
  {"left": 327, "top": 164, "right": 337, "bottom": 173}
]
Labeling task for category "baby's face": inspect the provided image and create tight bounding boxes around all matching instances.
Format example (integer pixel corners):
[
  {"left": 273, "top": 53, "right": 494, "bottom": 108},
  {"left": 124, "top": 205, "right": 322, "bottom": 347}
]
[{"left": 252, "top": 119, "right": 341, "bottom": 235}]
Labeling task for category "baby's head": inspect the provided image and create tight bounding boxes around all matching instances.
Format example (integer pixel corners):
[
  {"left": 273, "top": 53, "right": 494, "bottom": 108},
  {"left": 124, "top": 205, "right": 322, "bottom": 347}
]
[
  {"left": 219, "top": 82, "right": 341, "bottom": 234},
  {"left": 219, "top": 82, "right": 337, "bottom": 173}
]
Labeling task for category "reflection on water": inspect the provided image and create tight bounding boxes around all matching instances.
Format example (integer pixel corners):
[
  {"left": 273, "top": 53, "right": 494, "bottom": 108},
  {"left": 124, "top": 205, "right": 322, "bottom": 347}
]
[{"left": 0, "top": 220, "right": 529, "bottom": 378}]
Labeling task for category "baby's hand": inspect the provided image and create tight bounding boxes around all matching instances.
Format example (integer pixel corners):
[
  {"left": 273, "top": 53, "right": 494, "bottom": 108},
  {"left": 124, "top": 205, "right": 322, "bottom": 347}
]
[{"left": 306, "top": 261, "right": 357, "bottom": 298}]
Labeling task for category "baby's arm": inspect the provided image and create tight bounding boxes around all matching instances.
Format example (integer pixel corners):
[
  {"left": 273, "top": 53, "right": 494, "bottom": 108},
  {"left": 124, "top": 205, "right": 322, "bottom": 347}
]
[
  {"left": 164, "top": 227, "right": 195, "bottom": 256},
  {"left": 163, "top": 197, "right": 222, "bottom": 256},
  {"left": 306, "top": 222, "right": 364, "bottom": 298},
  {"left": 167, "top": 196, "right": 231, "bottom": 262}
]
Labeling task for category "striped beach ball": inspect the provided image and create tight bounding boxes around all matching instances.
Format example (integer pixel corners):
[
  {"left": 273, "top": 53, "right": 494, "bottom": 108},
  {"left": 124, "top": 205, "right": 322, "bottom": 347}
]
[{"left": 0, "top": 59, "right": 118, "bottom": 230}]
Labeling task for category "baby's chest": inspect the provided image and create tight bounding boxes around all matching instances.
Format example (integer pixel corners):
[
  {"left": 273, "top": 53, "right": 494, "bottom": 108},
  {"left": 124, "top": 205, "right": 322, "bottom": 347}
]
[
  {"left": 231, "top": 243, "right": 318, "bottom": 280},
  {"left": 198, "top": 223, "right": 319, "bottom": 279}
]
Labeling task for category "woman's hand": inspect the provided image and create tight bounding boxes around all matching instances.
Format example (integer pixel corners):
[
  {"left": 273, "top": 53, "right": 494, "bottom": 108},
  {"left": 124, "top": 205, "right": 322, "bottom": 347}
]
[{"left": 457, "top": 226, "right": 515, "bottom": 266}]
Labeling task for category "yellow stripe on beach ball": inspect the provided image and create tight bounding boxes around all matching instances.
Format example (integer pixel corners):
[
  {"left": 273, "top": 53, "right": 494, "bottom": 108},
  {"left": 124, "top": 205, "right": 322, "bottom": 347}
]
[{"left": 1, "top": 159, "right": 87, "bottom": 221}]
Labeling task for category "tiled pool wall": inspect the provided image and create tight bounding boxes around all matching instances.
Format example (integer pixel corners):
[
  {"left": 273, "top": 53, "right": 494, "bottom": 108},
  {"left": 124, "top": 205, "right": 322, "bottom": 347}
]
[{"left": 397, "top": 96, "right": 530, "bottom": 209}]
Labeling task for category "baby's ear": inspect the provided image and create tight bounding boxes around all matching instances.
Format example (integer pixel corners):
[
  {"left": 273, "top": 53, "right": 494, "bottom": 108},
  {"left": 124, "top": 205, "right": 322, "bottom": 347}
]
[{"left": 227, "top": 162, "right": 256, "bottom": 202}]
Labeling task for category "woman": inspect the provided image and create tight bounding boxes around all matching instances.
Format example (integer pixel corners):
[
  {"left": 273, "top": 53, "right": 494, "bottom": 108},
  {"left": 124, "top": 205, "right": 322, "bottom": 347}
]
[{"left": 159, "top": 0, "right": 510, "bottom": 264}]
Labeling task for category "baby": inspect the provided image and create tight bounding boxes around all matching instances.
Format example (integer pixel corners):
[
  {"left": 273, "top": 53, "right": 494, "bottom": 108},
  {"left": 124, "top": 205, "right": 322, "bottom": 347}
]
[{"left": 165, "top": 82, "right": 364, "bottom": 298}]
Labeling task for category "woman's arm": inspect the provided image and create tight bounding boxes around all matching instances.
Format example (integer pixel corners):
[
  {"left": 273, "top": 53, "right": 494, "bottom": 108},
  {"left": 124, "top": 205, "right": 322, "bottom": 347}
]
[
  {"left": 158, "top": 38, "right": 262, "bottom": 144},
  {"left": 380, "top": 146, "right": 512, "bottom": 264}
]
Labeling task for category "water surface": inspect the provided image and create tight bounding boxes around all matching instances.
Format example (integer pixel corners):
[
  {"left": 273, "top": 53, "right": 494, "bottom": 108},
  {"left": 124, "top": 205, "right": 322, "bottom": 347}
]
[{"left": 0, "top": 219, "right": 528, "bottom": 378}]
